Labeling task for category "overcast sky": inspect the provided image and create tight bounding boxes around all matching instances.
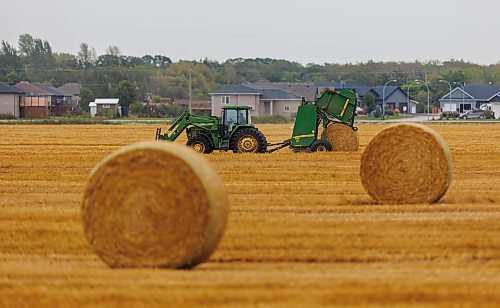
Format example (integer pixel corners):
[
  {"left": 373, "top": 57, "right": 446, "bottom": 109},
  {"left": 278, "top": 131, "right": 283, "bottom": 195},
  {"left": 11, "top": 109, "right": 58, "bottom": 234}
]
[{"left": 0, "top": 0, "right": 498, "bottom": 65}]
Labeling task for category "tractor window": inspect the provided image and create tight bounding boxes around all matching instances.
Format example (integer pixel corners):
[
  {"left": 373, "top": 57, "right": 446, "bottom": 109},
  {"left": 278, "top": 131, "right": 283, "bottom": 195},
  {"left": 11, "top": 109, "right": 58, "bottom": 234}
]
[
  {"left": 237, "top": 110, "right": 248, "bottom": 124},
  {"left": 224, "top": 109, "right": 237, "bottom": 125}
]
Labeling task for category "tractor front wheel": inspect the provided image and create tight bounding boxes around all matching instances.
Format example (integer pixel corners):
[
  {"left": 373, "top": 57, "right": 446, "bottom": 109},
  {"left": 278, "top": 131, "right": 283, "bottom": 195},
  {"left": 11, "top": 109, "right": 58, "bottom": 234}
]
[
  {"left": 309, "top": 139, "right": 333, "bottom": 152},
  {"left": 186, "top": 135, "right": 213, "bottom": 154},
  {"left": 231, "top": 128, "right": 267, "bottom": 153}
]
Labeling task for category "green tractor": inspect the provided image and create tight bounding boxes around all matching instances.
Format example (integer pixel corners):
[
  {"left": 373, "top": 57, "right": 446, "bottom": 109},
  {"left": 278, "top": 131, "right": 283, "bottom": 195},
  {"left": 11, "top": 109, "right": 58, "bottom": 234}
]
[
  {"left": 156, "top": 88, "right": 357, "bottom": 154},
  {"left": 155, "top": 105, "right": 267, "bottom": 154}
]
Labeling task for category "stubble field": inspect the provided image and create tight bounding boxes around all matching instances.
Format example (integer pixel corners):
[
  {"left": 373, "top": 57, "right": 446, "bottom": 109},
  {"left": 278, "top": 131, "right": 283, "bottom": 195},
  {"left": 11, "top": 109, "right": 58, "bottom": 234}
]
[{"left": 1, "top": 123, "right": 500, "bottom": 306}]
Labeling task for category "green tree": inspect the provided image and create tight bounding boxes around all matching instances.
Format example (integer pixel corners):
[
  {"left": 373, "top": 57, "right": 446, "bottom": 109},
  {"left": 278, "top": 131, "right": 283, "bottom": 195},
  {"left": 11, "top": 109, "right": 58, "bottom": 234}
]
[
  {"left": 112, "top": 80, "right": 137, "bottom": 114},
  {"left": 152, "top": 95, "right": 161, "bottom": 104},
  {"left": 18, "top": 34, "right": 34, "bottom": 57},
  {"left": 77, "top": 43, "right": 96, "bottom": 69},
  {"left": 362, "top": 92, "right": 377, "bottom": 113},
  {"left": 79, "top": 87, "right": 95, "bottom": 112},
  {"left": 0, "top": 40, "right": 24, "bottom": 82},
  {"left": 129, "top": 100, "right": 145, "bottom": 116}
]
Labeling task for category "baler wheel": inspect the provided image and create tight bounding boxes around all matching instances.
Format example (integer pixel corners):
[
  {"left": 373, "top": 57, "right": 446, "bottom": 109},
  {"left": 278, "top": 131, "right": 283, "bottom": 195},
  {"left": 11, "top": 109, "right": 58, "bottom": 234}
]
[{"left": 309, "top": 139, "right": 333, "bottom": 152}]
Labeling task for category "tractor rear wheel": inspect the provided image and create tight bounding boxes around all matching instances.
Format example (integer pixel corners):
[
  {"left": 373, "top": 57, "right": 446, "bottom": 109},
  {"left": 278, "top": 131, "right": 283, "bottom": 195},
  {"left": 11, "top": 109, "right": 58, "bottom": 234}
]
[
  {"left": 230, "top": 128, "right": 267, "bottom": 153},
  {"left": 309, "top": 139, "right": 333, "bottom": 152},
  {"left": 186, "top": 135, "right": 213, "bottom": 154}
]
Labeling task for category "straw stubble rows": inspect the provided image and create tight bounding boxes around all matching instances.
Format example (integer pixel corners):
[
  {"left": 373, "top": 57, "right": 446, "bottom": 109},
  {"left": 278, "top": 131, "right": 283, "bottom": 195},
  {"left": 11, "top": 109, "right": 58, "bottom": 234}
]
[{"left": 1, "top": 124, "right": 500, "bottom": 306}]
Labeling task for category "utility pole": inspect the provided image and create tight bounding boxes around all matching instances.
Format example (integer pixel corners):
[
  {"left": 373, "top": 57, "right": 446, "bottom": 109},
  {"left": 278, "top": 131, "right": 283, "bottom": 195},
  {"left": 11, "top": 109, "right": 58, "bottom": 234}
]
[{"left": 188, "top": 68, "right": 192, "bottom": 114}]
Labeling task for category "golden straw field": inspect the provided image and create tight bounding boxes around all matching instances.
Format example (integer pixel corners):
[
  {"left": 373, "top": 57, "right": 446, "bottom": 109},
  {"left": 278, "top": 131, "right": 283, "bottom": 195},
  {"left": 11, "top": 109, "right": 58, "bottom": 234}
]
[{"left": 1, "top": 123, "right": 500, "bottom": 306}]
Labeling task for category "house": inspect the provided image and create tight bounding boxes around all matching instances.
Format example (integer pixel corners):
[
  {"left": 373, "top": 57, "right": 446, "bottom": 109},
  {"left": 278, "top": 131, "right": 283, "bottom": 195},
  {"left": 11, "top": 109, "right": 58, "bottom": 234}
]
[
  {"left": 89, "top": 98, "right": 120, "bottom": 117},
  {"left": 0, "top": 81, "right": 24, "bottom": 118},
  {"left": 253, "top": 80, "right": 317, "bottom": 101},
  {"left": 439, "top": 84, "right": 500, "bottom": 114},
  {"left": 372, "top": 86, "right": 417, "bottom": 114},
  {"left": 318, "top": 82, "right": 417, "bottom": 114},
  {"left": 171, "top": 99, "right": 211, "bottom": 116},
  {"left": 57, "top": 83, "right": 81, "bottom": 107},
  {"left": 15, "top": 82, "right": 72, "bottom": 118},
  {"left": 210, "top": 83, "right": 302, "bottom": 118},
  {"left": 317, "top": 82, "right": 367, "bottom": 98}
]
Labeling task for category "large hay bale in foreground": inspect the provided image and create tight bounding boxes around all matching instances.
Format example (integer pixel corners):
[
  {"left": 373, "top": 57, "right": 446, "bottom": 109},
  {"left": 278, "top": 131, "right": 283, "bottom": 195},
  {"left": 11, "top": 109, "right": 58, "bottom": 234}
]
[
  {"left": 325, "top": 123, "right": 359, "bottom": 152},
  {"left": 360, "top": 123, "right": 452, "bottom": 204},
  {"left": 81, "top": 141, "right": 228, "bottom": 269}
]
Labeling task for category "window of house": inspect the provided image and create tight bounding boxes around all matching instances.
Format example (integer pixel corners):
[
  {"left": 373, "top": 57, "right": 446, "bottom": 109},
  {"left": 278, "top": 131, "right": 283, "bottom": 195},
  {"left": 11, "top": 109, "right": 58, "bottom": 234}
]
[
  {"left": 102, "top": 104, "right": 111, "bottom": 109},
  {"left": 221, "top": 96, "right": 230, "bottom": 105},
  {"left": 284, "top": 105, "right": 290, "bottom": 111}
]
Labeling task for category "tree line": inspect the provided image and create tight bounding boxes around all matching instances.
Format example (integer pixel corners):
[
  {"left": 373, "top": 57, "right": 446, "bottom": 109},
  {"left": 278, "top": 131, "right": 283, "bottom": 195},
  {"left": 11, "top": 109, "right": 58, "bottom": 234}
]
[{"left": 0, "top": 34, "right": 499, "bottom": 111}]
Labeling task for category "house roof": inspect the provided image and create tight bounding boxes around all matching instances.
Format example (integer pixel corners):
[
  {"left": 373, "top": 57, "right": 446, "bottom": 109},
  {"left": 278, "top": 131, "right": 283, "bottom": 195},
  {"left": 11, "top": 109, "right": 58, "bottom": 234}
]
[
  {"left": 464, "top": 85, "right": 500, "bottom": 100},
  {"left": 15, "top": 81, "right": 68, "bottom": 96},
  {"left": 372, "top": 86, "right": 403, "bottom": 99},
  {"left": 58, "top": 83, "right": 81, "bottom": 96},
  {"left": 0, "top": 81, "right": 24, "bottom": 94},
  {"left": 356, "top": 86, "right": 378, "bottom": 97},
  {"left": 94, "top": 98, "right": 119, "bottom": 105},
  {"left": 211, "top": 84, "right": 261, "bottom": 94},
  {"left": 440, "top": 84, "right": 500, "bottom": 100},
  {"left": 211, "top": 83, "right": 301, "bottom": 100},
  {"left": 260, "top": 88, "right": 301, "bottom": 100},
  {"left": 15, "top": 82, "right": 49, "bottom": 95},
  {"left": 252, "top": 80, "right": 317, "bottom": 101},
  {"left": 33, "top": 82, "right": 68, "bottom": 96}
]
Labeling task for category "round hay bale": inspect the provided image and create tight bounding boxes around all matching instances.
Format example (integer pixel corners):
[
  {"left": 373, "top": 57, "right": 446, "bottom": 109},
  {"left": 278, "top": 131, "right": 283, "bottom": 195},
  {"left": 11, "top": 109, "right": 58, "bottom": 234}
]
[
  {"left": 360, "top": 123, "right": 452, "bottom": 204},
  {"left": 325, "top": 123, "right": 359, "bottom": 152},
  {"left": 81, "top": 141, "right": 228, "bottom": 269}
]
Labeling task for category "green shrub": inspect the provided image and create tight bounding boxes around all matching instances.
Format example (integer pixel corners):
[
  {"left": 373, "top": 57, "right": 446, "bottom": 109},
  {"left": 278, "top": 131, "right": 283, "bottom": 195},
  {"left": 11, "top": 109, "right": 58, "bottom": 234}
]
[
  {"left": 373, "top": 106, "right": 382, "bottom": 118},
  {"left": 151, "top": 104, "right": 187, "bottom": 118},
  {"left": 0, "top": 113, "right": 15, "bottom": 119},
  {"left": 485, "top": 110, "right": 495, "bottom": 119},
  {"left": 129, "top": 101, "right": 146, "bottom": 116},
  {"left": 385, "top": 109, "right": 395, "bottom": 116}
]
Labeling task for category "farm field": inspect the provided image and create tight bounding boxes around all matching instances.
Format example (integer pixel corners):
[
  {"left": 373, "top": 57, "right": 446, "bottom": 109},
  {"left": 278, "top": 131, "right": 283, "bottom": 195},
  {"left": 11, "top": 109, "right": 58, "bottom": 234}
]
[{"left": 1, "top": 123, "right": 500, "bottom": 306}]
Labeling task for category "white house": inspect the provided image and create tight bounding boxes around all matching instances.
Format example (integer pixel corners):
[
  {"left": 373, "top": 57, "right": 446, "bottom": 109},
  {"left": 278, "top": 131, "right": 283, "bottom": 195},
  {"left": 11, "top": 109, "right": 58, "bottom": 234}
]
[
  {"left": 89, "top": 98, "right": 121, "bottom": 117},
  {"left": 439, "top": 84, "right": 500, "bottom": 114}
]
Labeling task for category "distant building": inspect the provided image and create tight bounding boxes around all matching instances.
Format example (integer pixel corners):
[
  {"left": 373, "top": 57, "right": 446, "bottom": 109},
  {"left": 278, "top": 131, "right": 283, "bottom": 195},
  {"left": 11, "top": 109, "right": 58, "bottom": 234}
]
[
  {"left": 57, "top": 83, "right": 81, "bottom": 107},
  {"left": 210, "top": 83, "right": 302, "bottom": 118},
  {"left": 172, "top": 98, "right": 211, "bottom": 116},
  {"left": 372, "top": 86, "right": 418, "bottom": 114},
  {"left": 211, "top": 81, "right": 418, "bottom": 117},
  {"left": 439, "top": 84, "right": 500, "bottom": 113},
  {"left": 0, "top": 81, "right": 23, "bottom": 118},
  {"left": 253, "top": 80, "right": 317, "bottom": 102},
  {"left": 15, "top": 81, "right": 72, "bottom": 118},
  {"left": 89, "top": 98, "right": 121, "bottom": 117}
]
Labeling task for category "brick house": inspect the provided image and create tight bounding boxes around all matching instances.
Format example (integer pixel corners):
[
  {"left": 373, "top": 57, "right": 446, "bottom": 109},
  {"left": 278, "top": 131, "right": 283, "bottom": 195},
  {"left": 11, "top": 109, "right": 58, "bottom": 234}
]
[{"left": 15, "top": 82, "right": 72, "bottom": 118}]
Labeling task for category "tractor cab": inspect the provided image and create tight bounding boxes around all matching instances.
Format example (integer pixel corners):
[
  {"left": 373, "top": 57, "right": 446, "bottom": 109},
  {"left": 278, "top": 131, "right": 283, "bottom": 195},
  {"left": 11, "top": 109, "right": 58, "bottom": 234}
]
[{"left": 221, "top": 105, "right": 251, "bottom": 136}]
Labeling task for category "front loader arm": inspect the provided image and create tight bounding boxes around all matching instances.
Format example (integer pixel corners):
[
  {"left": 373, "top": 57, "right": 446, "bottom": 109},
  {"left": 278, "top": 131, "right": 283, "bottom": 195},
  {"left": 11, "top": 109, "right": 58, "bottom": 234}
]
[
  {"left": 156, "top": 111, "right": 191, "bottom": 141},
  {"left": 156, "top": 112, "right": 218, "bottom": 141}
]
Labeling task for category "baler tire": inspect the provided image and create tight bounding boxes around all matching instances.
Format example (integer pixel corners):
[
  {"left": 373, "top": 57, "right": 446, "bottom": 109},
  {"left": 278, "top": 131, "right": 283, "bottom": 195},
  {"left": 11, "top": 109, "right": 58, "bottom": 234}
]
[
  {"left": 310, "top": 139, "right": 333, "bottom": 152},
  {"left": 186, "top": 135, "right": 213, "bottom": 154}
]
